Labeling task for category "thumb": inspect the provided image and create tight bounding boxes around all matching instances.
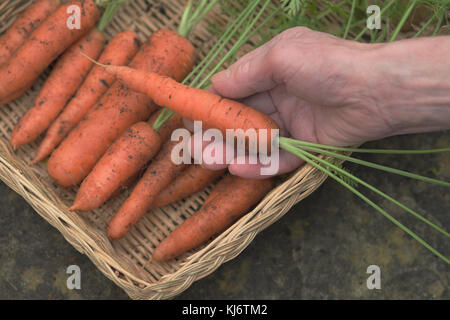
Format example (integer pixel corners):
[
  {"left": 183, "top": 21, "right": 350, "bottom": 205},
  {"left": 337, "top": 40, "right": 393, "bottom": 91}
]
[{"left": 211, "top": 41, "right": 279, "bottom": 99}]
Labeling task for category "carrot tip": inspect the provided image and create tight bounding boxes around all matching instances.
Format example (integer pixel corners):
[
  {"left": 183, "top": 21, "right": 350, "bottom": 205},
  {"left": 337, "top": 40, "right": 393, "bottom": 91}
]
[
  {"left": 32, "top": 152, "right": 47, "bottom": 164},
  {"left": 10, "top": 139, "right": 18, "bottom": 151},
  {"left": 10, "top": 135, "right": 24, "bottom": 151},
  {"left": 106, "top": 228, "right": 121, "bottom": 240},
  {"left": 68, "top": 205, "right": 77, "bottom": 211}
]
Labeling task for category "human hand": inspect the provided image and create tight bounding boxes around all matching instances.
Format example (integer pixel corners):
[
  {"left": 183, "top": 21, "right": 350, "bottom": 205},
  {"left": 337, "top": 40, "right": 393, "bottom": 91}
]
[{"left": 185, "top": 27, "right": 450, "bottom": 178}]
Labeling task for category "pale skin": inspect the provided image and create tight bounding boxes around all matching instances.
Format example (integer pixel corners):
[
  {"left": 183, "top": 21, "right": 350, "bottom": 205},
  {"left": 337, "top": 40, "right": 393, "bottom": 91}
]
[{"left": 185, "top": 27, "right": 450, "bottom": 179}]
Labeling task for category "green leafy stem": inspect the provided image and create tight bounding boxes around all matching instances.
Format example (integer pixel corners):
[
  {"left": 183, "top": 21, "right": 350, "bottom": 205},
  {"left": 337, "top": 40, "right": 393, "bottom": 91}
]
[{"left": 279, "top": 137, "right": 450, "bottom": 264}]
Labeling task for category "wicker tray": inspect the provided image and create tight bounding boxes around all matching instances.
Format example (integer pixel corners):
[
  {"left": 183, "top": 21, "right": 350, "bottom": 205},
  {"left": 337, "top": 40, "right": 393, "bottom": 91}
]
[{"left": 0, "top": 0, "right": 335, "bottom": 299}]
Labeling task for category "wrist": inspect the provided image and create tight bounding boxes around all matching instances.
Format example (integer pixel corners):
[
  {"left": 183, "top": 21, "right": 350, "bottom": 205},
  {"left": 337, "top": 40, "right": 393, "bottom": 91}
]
[{"left": 366, "top": 36, "right": 450, "bottom": 136}]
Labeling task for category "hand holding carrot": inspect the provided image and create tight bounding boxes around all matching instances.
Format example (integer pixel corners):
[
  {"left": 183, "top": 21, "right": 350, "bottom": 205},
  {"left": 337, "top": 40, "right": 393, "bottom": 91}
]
[{"left": 185, "top": 27, "right": 450, "bottom": 179}]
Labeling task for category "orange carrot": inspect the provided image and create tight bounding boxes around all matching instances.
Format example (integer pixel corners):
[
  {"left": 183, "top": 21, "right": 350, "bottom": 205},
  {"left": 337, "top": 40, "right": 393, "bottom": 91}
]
[
  {"left": 70, "top": 121, "right": 162, "bottom": 211},
  {"left": 95, "top": 64, "right": 280, "bottom": 151},
  {"left": 32, "top": 30, "right": 141, "bottom": 163},
  {"left": 69, "top": 109, "right": 184, "bottom": 211},
  {"left": 0, "top": 0, "right": 61, "bottom": 66},
  {"left": 0, "top": 0, "right": 100, "bottom": 104},
  {"left": 47, "top": 29, "right": 195, "bottom": 187},
  {"left": 105, "top": 110, "right": 184, "bottom": 200},
  {"left": 107, "top": 139, "right": 188, "bottom": 240},
  {"left": 151, "top": 165, "right": 226, "bottom": 208},
  {"left": 152, "top": 174, "right": 275, "bottom": 261},
  {"left": 10, "top": 28, "right": 105, "bottom": 149}
]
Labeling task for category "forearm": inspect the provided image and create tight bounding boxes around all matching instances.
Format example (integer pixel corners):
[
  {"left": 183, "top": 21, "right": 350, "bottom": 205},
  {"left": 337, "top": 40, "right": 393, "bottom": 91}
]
[{"left": 368, "top": 36, "right": 450, "bottom": 136}]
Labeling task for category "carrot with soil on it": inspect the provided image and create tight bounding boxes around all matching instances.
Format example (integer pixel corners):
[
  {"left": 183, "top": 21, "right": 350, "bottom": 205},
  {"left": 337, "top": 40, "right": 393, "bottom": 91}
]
[
  {"left": 151, "top": 165, "right": 226, "bottom": 208},
  {"left": 47, "top": 29, "right": 195, "bottom": 187},
  {"left": 0, "top": 0, "right": 61, "bottom": 67},
  {"left": 10, "top": 0, "right": 133, "bottom": 151},
  {"left": 0, "top": 0, "right": 100, "bottom": 104},
  {"left": 107, "top": 139, "right": 189, "bottom": 240},
  {"left": 87, "top": 63, "right": 280, "bottom": 151},
  {"left": 70, "top": 121, "right": 162, "bottom": 211},
  {"left": 69, "top": 109, "right": 184, "bottom": 211},
  {"left": 32, "top": 30, "right": 141, "bottom": 163},
  {"left": 87, "top": 111, "right": 183, "bottom": 203},
  {"left": 10, "top": 29, "right": 105, "bottom": 149},
  {"left": 152, "top": 174, "right": 275, "bottom": 261}
]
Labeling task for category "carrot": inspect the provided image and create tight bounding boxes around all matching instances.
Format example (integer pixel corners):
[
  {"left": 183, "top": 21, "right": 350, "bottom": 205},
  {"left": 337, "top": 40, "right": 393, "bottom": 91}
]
[
  {"left": 10, "top": 28, "right": 105, "bottom": 149},
  {"left": 152, "top": 174, "right": 275, "bottom": 261},
  {"left": 107, "top": 139, "right": 188, "bottom": 240},
  {"left": 0, "top": 0, "right": 61, "bottom": 67},
  {"left": 47, "top": 29, "right": 195, "bottom": 187},
  {"left": 70, "top": 108, "right": 184, "bottom": 211},
  {"left": 32, "top": 30, "right": 141, "bottom": 163},
  {"left": 151, "top": 165, "right": 226, "bottom": 208},
  {"left": 70, "top": 121, "right": 162, "bottom": 211},
  {"left": 0, "top": 0, "right": 100, "bottom": 104},
  {"left": 95, "top": 64, "right": 280, "bottom": 151}
]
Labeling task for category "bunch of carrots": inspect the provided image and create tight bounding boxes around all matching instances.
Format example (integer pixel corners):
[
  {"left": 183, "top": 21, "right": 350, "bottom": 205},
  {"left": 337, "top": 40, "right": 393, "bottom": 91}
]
[{"left": 0, "top": 0, "right": 277, "bottom": 262}]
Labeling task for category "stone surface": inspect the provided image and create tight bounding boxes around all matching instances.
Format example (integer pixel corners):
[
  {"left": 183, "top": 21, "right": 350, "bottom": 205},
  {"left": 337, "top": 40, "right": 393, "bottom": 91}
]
[{"left": 0, "top": 131, "right": 448, "bottom": 299}]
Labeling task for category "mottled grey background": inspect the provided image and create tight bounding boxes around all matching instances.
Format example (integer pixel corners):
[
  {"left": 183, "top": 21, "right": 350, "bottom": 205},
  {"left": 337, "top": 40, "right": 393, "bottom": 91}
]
[{"left": 0, "top": 131, "right": 448, "bottom": 299}]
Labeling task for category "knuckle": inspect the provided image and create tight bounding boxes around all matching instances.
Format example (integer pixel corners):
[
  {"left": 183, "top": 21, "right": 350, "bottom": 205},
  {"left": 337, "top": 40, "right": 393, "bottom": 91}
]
[
  {"left": 266, "top": 42, "right": 290, "bottom": 70},
  {"left": 276, "top": 26, "right": 311, "bottom": 40}
]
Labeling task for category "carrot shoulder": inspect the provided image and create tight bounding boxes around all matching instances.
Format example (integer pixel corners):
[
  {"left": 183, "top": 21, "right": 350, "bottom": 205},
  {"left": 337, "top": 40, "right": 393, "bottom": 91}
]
[
  {"left": 152, "top": 174, "right": 275, "bottom": 261},
  {"left": 47, "top": 29, "right": 195, "bottom": 187},
  {"left": 33, "top": 30, "right": 141, "bottom": 163},
  {"left": 0, "top": 0, "right": 61, "bottom": 66},
  {"left": 0, "top": 0, "right": 100, "bottom": 104},
  {"left": 10, "top": 28, "right": 105, "bottom": 149}
]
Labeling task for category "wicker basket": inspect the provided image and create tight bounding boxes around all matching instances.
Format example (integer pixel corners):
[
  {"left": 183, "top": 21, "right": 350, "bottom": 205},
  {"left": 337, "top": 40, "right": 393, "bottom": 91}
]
[{"left": 0, "top": 0, "right": 338, "bottom": 299}]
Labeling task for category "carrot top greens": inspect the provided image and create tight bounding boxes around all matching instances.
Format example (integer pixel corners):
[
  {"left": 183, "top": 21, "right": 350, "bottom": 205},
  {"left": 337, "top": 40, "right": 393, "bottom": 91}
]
[{"left": 96, "top": 0, "right": 130, "bottom": 32}]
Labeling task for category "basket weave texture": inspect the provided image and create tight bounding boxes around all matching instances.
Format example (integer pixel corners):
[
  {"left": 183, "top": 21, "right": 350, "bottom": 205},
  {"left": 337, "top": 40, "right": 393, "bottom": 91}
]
[{"left": 0, "top": 0, "right": 332, "bottom": 299}]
